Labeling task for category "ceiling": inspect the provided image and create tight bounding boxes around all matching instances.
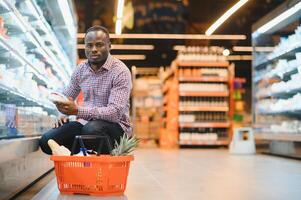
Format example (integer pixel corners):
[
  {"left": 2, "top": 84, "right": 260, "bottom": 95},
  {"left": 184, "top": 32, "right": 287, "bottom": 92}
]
[{"left": 74, "top": 0, "right": 284, "bottom": 85}]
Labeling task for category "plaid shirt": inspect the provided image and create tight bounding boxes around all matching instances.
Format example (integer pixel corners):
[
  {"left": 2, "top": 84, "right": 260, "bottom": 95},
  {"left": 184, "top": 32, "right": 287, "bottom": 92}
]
[{"left": 63, "top": 54, "right": 132, "bottom": 135}]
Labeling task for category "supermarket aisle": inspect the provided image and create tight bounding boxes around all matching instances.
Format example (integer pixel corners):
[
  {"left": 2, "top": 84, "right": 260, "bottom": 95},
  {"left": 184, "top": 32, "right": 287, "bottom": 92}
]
[{"left": 31, "top": 149, "right": 301, "bottom": 200}]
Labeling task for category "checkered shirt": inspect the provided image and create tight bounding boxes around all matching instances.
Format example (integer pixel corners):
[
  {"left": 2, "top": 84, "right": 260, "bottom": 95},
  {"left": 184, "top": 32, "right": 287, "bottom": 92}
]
[{"left": 62, "top": 54, "right": 132, "bottom": 135}]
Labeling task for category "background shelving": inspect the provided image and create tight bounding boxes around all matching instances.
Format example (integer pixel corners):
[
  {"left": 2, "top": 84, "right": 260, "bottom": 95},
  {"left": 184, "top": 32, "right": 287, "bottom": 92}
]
[
  {"left": 160, "top": 46, "right": 234, "bottom": 147},
  {"left": 131, "top": 67, "right": 163, "bottom": 147}
]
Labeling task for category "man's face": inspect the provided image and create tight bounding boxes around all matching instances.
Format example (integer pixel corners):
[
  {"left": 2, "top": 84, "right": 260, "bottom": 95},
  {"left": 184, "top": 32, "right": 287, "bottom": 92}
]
[{"left": 85, "top": 30, "right": 110, "bottom": 64}]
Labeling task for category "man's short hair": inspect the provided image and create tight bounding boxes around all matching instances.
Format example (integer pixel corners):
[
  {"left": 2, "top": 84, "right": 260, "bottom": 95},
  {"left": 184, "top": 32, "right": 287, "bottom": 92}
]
[{"left": 85, "top": 25, "right": 110, "bottom": 41}]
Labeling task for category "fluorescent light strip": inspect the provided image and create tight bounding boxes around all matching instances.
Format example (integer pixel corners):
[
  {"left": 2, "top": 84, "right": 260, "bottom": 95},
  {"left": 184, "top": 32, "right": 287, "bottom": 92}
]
[
  {"left": 77, "top": 33, "right": 246, "bottom": 40},
  {"left": 112, "top": 44, "right": 154, "bottom": 50},
  {"left": 115, "top": 0, "right": 125, "bottom": 35},
  {"left": 253, "top": 1, "right": 301, "bottom": 37},
  {"left": 77, "top": 44, "right": 154, "bottom": 50},
  {"left": 206, "top": 0, "right": 249, "bottom": 36},
  {"left": 227, "top": 55, "right": 252, "bottom": 60},
  {"left": 115, "top": 19, "right": 123, "bottom": 35},
  {"left": 233, "top": 46, "right": 252, "bottom": 52},
  {"left": 112, "top": 54, "right": 146, "bottom": 60},
  {"left": 173, "top": 45, "right": 186, "bottom": 51},
  {"left": 233, "top": 46, "right": 274, "bottom": 52},
  {"left": 116, "top": 0, "right": 125, "bottom": 18}
]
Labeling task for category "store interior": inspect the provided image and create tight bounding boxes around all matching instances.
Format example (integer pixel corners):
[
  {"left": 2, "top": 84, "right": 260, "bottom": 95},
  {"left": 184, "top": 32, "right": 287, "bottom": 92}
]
[{"left": 0, "top": 0, "right": 301, "bottom": 200}]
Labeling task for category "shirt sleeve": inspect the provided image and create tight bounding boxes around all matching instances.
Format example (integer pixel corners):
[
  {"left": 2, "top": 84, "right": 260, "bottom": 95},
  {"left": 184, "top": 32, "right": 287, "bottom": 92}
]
[
  {"left": 77, "top": 69, "right": 132, "bottom": 122},
  {"left": 62, "top": 65, "right": 81, "bottom": 100}
]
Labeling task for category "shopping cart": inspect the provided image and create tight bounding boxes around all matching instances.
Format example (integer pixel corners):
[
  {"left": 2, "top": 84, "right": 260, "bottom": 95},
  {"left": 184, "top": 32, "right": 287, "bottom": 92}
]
[{"left": 50, "top": 135, "right": 134, "bottom": 196}]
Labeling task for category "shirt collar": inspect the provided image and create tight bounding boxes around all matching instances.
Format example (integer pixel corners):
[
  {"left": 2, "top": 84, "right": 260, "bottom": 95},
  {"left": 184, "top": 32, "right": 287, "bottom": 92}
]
[{"left": 87, "top": 54, "right": 113, "bottom": 72}]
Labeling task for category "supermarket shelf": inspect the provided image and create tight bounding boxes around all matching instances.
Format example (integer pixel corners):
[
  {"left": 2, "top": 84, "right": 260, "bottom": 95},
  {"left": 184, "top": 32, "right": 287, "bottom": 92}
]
[
  {"left": 255, "top": 133, "right": 301, "bottom": 142},
  {"left": 179, "top": 106, "right": 229, "bottom": 112},
  {"left": 270, "top": 87, "right": 301, "bottom": 98},
  {"left": 179, "top": 76, "right": 228, "bottom": 82},
  {"left": 179, "top": 140, "right": 229, "bottom": 145},
  {"left": 254, "top": 45, "right": 301, "bottom": 69},
  {"left": 2, "top": 0, "right": 70, "bottom": 83},
  {"left": 179, "top": 91, "right": 229, "bottom": 97},
  {"left": 258, "top": 108, "right": 301, "bottom": 115},
  {"left": 177, "top": 61, "right": 229, "bottom": 67},
  {"left": 179, "top": 122, "right": 230, "bottom": 128},
  {"left": 0, "top": 83, "right": 56, "bottom": 113},
  {"left": 0, "top": 36, "right": 51, "bottom": 87}
]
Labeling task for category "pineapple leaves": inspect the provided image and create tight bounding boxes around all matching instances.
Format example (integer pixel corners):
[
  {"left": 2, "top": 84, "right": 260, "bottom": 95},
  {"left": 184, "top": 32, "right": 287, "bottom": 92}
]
[{"left": 111, "top": 134, "right": 139, "bottom": 156}]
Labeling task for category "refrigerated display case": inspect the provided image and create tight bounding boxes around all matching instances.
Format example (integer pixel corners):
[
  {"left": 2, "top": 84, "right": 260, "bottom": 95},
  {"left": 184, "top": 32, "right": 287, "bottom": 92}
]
[
  {"left": 0, "top": 0, "right": 77, "bottom": 199},
  {"left": 252, "top": 0, "right": 301, "bottom": 158}
]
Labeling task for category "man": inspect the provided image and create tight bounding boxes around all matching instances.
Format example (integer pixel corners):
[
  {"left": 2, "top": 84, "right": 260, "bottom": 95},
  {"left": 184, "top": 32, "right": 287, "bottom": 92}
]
[{"left": 39, "top": 26, "right": 132, "bottom": 154}]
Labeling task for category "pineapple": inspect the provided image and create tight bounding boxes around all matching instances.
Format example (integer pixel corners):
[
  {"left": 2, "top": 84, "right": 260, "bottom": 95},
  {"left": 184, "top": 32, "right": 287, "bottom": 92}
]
[{"left": 111, "top": 134, "right": 139, "bottom": 156}]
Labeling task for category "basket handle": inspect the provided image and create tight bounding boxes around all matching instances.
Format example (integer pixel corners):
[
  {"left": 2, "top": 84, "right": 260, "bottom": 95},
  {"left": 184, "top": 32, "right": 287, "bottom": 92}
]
[{"left": 71, "top": 135, "right": 113, "bottom": 156}]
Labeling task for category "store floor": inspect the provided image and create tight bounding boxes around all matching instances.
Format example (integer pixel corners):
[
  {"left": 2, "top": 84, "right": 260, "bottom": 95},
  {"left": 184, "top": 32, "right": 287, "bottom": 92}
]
[{"left": 30, "top": 149, "right": 301, "bottom": 200}]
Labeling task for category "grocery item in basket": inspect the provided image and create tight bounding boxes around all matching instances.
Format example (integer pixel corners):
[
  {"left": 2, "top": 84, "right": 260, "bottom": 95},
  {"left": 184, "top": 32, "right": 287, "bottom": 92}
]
[
  {"left": 75, "top": 147, "right": 91, "bottom": 156},
  {"left": 49, "top": 92, "right": 69, "bottom": 103},
  {"left": 48, "top": 139, "right": 71, "bottom": 156}
]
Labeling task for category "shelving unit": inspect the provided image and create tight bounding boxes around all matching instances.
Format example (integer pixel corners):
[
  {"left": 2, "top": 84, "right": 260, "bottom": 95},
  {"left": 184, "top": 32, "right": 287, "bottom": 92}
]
[
  {"left": 131, "top": 67, "right": 163, "bottom": 147},
  {"left": 252, "top": 0, "right": 301, "bottom": 158},
  {"left": 161, "top": 48, "right": 234, "bottom": 147}
]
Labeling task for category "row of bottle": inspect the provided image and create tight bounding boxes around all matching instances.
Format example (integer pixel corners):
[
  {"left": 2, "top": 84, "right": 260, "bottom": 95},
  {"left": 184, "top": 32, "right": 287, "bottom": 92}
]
[
  {"left": 179, "top": 97, "right": 228, "bottom": 107},
  {"left": 179, "top": 112, "right": 228, "bottom": 122},
  {"left": 180, "top": 133, "right": 218, "bottom": 141},
  {"left": 179, "top": 128, "right": 228, "bottom": 141},
  {"left": 179, "top": 83, "right": 228, "bottom": 92},
  {"left": 178, "top": 68, "right": 228, "bottom": 78}
]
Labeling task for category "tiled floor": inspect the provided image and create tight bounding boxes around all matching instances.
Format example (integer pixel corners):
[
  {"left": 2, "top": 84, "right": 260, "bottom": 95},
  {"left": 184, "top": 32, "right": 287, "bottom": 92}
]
[{"left": 31, "top": 149, "right": 301, "bottom": 200}]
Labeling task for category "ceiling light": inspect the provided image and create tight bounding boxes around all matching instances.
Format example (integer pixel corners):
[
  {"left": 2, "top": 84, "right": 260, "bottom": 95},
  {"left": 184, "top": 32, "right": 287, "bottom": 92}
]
[
  {"left": 115, "top": 19, "right": 122, "bottom": 35},
  {"left": 115, "top": 0, "right": 125, "bottom": 35},
  {"left": 223, "top": 49, "right": 230, "bottom": 56},
  {"left": 206, "top": 0, "right": 249, "bottom": 35},
  {"left": 173, "top": 45, "right": 186, "bottom": 51},
  {"left": 233, "top": 46, "right": 253, "bottom": 52},
  {"left": 227, "top": 55, "right": 252, "bottom": 60},
  {"left": 77, "top": 33, "right": 246, "bottom": 40},
  {"left": 233, "top": 46, "right": 274, "bottom": 52},
  {"left": 112, "top": 54, "right": 146, "bottom": 60},
  {"left": 116, "top": 0, "right": 125, "bottom": 18},
  {"left": 111, "top": 44, "right": 154, "bottom": 50},
  {"left": 253, "top": 1, "right": 301, "bottom": 38},
  {"left": 77, "top": 44, "right": 154, "bottom": 50}
]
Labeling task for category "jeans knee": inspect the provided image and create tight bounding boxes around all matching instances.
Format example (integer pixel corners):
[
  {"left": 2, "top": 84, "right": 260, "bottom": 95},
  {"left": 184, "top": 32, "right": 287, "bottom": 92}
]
[
  {"left": 39, "top": 133, "right": 52, "bottom": 155},
  {"left": 82, "top": 120, "right": 108, "bottom": 135}
]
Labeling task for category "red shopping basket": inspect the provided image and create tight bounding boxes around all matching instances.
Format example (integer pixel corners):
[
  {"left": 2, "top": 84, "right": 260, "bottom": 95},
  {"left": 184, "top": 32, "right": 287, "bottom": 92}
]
[{"left": 50, "top": 135, "right": 134, "bottom": 196}]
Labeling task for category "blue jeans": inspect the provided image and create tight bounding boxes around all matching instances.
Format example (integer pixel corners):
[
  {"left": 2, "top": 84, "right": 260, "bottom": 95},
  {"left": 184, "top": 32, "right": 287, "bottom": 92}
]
[{"left": 39, "top": 119, "right": 124, "bottom": 155}]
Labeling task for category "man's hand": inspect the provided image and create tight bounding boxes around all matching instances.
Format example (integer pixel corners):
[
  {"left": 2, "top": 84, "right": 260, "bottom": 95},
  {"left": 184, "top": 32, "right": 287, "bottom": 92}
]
[
  {"left": 55, "top": 98, "right": 78, "bottom": 116},
  {"left": 54, "top": 116, "right": 69, "bottom": 128}
]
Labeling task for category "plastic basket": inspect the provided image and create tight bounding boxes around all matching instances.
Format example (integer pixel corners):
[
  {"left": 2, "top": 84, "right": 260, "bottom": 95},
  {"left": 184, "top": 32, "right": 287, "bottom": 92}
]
[
  {"left": 51, "top": 155, "right": 134, "bottom": 196},
  {"left": 50, "top": 135, "right": 134, "bottom": 196}
]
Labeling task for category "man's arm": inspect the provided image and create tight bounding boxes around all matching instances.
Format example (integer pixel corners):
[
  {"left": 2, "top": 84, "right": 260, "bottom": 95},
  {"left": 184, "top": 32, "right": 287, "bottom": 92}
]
[{"left": 77, "top": 69, "right": 132, "bottom": 122}]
